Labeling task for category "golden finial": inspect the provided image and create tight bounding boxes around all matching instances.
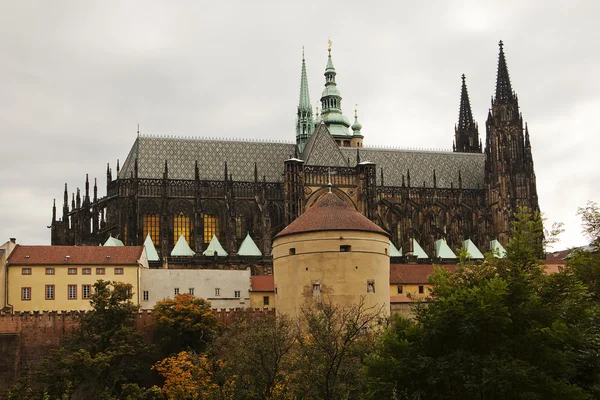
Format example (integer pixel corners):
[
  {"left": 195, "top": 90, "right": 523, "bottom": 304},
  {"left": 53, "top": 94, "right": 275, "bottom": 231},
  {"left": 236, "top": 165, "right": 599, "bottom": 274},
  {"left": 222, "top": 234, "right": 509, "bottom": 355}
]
[
  {"left": 328, "top": 38, "right": 332, "bottom": 52},
  {"left": 302, "top": 45, "right": 305, "bottom": 60},
  {"left": 354, "top": 104, "right": 358, "bottom": 117}
]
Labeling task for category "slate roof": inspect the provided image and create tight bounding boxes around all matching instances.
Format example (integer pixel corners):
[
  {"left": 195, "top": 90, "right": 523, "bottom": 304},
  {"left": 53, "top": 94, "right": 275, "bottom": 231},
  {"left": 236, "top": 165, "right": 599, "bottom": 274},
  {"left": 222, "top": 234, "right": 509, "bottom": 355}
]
[
  {"left": 120, "top": 135, "right": 295, "bottom": 181},
  {"left": 276, "top": 192, "right": 388, "bottom": 238},
  {"left": 119, "top": 133, "right": 485, "bottom": 189},
  {"left": 341, "top": 147, "right": 485, "bottom": 189},
  {"left": 7, "top": 245, "right": 145, "bottom": 265}
]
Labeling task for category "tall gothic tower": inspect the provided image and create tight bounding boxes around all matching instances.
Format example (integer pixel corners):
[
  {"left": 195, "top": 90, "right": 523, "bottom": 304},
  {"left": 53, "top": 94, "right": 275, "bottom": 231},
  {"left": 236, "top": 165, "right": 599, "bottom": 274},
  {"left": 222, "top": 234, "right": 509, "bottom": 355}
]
[
  {"left": 296, "top": 49, "right": 314, "bottom": 153},
  {"left": 453, "top": 74, "right": 481, "bottom": 153},
  {"left": 485, "top": 41, "right": 539, "bottom": 245}
]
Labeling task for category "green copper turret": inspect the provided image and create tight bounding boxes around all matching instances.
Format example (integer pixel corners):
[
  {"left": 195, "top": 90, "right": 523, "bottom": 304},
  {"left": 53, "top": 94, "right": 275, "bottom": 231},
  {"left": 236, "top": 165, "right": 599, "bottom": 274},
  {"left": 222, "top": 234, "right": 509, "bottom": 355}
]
[
  {"left": 296, "top": 48, "right": 314, "bottom": 153},
  {"left": 319, "top": 43, "right": 350, "bottom": 138}
]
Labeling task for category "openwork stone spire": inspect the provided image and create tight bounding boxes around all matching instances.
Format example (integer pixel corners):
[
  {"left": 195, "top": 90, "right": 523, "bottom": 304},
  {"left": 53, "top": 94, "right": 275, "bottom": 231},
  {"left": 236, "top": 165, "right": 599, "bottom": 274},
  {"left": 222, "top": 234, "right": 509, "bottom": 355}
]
[
  {"left": 494, "top": 40, "right": 514, "bottom": 103},
  {"left": 454, "top": 74, "right": 481, "bottom": 153},
  {"left": 296, "top": 47, "right": 314, "bottom": 153}
]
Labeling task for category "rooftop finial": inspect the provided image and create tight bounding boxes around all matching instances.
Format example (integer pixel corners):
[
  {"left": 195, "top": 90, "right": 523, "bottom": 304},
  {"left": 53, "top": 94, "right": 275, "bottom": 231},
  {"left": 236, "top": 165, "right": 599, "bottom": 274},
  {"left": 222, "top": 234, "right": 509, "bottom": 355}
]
[
  {"left": 354, "top": 103, "right": 358, "bottom": 118},
  {"left": 327, "top": 167, "right": 332, "bottom": 193},
  {"left": 302, "top": 45, "right": 305, "bottom": 60},
  {"left": 328, "top": 38, "right": 332, "bottom": 53},
  {"left": 137, "top": 123, "right": 140, "bottom": 136},
  {"left": 495, "top": 40, "right": 514, "bottom": 102}
]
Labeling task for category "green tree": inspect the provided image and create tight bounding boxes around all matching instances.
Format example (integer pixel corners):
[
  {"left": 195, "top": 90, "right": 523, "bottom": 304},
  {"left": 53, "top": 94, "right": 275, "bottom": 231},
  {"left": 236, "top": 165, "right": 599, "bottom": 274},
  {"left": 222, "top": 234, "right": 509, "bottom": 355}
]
[
  {"left": 366, "top": 207, "right": 600, "bottom": 399},
  {"left": 151, "top": 293, "right": 221, "bottom": 355},
  {"left": 7, "top": 280, "right": 155, "bottom": 400}
]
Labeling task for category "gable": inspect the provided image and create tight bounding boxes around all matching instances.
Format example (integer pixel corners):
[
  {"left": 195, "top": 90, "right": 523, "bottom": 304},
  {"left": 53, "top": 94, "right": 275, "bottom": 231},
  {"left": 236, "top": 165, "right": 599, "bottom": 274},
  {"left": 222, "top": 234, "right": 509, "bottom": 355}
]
[{"left": 302, "top": 124, "right": 349, "bottom": 167}]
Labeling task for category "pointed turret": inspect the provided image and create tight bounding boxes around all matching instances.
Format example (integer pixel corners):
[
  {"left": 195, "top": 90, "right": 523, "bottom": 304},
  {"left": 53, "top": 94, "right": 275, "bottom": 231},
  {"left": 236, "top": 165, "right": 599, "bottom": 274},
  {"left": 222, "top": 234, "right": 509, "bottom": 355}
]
[
  {"left": 454, "top": 74, "right": 481, "bottom": 153},
  {"left": 84, "top": 174, "right": 90, "bottom": 204},
  {"left": 351, "top": 106, "right": 363, "bottom": 138},
  {"left": 52, "top": 199, "right": 56, "bottom": 223},
  {"left": 320, "top": 41, "right": 351, "bottom": 140},
  {"left": 63, "top": 183, "right": 69, "bottom": 219},
  {"left": 93, "top": 178, "right": 98, "bottom": 202},
  {"left": 494, "top": 40, "right": 514, "bottom": 103},
  {"left": 296, "top": 48, "right": 314, "bottom": 153}
]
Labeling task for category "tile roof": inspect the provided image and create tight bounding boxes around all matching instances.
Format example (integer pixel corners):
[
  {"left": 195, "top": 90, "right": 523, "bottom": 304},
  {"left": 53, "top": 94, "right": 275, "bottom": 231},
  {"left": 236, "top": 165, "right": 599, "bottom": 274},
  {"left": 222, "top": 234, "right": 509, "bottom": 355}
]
[
  {"left": 118, "top": 135, "right": 485, "bottom": 190},
  {"left": 7, "top": 245, "right": 145, "bottom": 266},
  {"left": 390, "top": 264, "right": 460, "bottom": 284},
  {"left": 120, "top": 136, "right": 295, "bottom": 181},
  {"left": 275, "top": 192, "right": 388, "bottom": 238},
  {"left": 341, "top": 147, "right": 485, "bottom": 189},
  {"left": 251, "top": 275, "right": 274, "bottom": 292}
]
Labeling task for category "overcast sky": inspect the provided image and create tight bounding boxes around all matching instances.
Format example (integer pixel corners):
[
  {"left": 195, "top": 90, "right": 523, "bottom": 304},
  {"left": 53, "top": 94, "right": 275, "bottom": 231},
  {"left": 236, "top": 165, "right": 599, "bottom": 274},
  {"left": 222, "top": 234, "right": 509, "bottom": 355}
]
[{"left": 1, "top": 0, "right": 598, "bottom": 250}]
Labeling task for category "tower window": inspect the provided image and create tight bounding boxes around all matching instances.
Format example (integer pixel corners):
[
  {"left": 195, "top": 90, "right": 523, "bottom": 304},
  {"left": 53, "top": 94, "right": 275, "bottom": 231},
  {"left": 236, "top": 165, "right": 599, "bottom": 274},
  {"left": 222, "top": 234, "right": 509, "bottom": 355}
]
[
  {"left": 263, "top": 296, "right": 269, "bottom": 306},
  {"left": 173, "top": 212, "right": 191, "bottom": 244},
  {"left": 397, "top": 285, "right": 403, "bottom": 294},
  {"left": 289, "top": 248, "right": 296, "bottom": 255},
  {"left": 418, "top": 285, "right": 424, "bottom": 294},
  {"left": 312, "top": 283, "right": 321, "bottom": 296},
  {"left": 340, "top": 245, "right": 351, "bottom": 252},
  {"left": 203, "top": 214, "right": 220, "bottom": 243},
  {"left": 367, "top": 280, "right": 375, "bottom": 293}
]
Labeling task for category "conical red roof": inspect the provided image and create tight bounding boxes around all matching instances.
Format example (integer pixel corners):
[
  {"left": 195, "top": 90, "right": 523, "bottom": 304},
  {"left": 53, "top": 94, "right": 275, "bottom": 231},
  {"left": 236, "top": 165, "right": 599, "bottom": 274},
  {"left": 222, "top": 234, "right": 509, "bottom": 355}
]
[{"left": 275, "top": 193, "right": 388, "bottom": 238}]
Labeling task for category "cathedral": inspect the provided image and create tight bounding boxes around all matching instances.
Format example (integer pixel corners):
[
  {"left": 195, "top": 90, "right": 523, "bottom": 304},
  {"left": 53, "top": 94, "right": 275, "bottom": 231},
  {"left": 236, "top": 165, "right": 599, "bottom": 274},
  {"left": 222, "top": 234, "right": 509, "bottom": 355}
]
[{"left": 50, "top": 41, "right": 539, "bottom": 266}]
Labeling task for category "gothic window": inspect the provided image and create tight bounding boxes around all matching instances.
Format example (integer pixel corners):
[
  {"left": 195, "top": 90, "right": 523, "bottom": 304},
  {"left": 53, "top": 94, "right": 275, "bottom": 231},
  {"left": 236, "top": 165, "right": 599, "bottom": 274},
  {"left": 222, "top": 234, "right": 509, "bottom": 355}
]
[
  {"left": 235, "top": 216, "right": 246, "bottom": 239},
  {"left": 173, "top": 212, "right": 191, "bottom": 244},
  {"left": 204, "top": 214, "right": 220, "bottom": 243},
  {"left": 143, "top": 214, "right": 160, "bottom": 247}
]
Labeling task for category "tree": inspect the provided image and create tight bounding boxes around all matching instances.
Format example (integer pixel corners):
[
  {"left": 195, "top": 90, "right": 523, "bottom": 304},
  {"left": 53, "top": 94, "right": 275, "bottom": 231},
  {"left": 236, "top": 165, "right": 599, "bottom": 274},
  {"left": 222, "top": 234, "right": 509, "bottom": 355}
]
[
  {"left": 212, "top": 312, "right": 297, "bottom": 399},
  {"left": 366, "top": 208, "right": 600, "bottom": 399},
  {"left": 7, "top": 280, "right": 155, "bottom": 400},
  {"left": 290, "top": 299, "right": 383, "bottom": 400},
  {"left": 152, "top": 294, "right": 222, "bottom": 355}
]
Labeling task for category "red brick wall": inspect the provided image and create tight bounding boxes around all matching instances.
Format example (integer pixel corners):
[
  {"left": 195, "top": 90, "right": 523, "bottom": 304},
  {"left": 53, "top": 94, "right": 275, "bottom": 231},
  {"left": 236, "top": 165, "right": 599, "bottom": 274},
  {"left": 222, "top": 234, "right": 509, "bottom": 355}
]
[{"left": 0, "top": 308, "right": 275, "bottom": 392}]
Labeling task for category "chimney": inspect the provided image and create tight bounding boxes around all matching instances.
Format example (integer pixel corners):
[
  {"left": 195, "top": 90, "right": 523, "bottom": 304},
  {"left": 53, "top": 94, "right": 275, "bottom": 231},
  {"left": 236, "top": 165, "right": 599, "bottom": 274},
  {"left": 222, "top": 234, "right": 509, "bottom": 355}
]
[{"left": 9, "top": 238, "right": 16, "bottom": 244}]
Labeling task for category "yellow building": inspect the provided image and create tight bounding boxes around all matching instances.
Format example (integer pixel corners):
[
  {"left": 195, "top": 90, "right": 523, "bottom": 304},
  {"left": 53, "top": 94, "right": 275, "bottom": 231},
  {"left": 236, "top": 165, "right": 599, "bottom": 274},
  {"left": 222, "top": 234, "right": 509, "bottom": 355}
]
[
  {"left": 1, "top": 238, "right": 18, "bottom": 309},
  {"left": 6, "top": 245, "right": 148, "bottom": 311},
  {"left": 250, "top": 275, "right": 275, "bottom": 309},
  {"left": 273, "top": 191, "right": 390, "bottom": 319}
]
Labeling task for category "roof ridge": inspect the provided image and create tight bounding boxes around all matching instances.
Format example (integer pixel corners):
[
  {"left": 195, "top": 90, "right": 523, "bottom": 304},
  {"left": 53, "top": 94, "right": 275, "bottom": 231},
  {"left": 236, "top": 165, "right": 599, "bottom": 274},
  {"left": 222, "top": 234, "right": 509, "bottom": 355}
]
[{"left": 139, "top": 133, "right": 295, "bottom": 145}]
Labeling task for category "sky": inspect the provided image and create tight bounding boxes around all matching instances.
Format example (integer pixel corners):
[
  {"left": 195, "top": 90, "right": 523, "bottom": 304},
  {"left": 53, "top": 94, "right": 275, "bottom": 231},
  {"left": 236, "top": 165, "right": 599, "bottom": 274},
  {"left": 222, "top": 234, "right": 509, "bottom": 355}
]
[{"left": 1, "top": 0, "right": 598, "bottom": 251}]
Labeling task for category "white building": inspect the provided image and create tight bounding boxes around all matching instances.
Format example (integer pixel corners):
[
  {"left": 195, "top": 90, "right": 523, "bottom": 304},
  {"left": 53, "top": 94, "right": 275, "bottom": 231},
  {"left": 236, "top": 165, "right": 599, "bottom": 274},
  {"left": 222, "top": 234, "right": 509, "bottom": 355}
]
[{"left": 140, "top": 268, "right": 251, "bottom": 309}]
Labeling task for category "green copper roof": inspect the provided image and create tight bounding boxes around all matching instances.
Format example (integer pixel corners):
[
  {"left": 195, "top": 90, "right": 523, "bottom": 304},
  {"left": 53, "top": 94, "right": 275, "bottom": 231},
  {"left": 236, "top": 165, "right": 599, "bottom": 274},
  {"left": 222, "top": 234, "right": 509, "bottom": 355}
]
[
  {"left": 103, "top": 234, "right": 124, "bottom": 247},
  {"left": 203, "top": 234, "right": 228, "bottom": 257},
  {"left": 143, "top": 233, "right": 160, "bottom": 261},
  {"left": 299, "top": 52, "right": 312, "bottom": 111},
  {"left": 389, "top": 240, "right": 402, "bottom": 257},
  {"left": 351, "top": 109, "right": 363, "bottom": 135},
  {"left": 412, "top": 238, "right": 428, "bottom": 258},
  {"left": 490, "top": 239, "right": 506, "bottom": 258},
  {"left": 463, "top": 239, "right": 484, "bottom": 259},
  {"left": 320, "top": 47, "right": 350, "bottom": 137},
  {"left": 435, "top": 239, "right": 457, "bottom": 259},
  {"left": 238, "top": 233, "right": 262, "bottom": 257},
  {"left": 326, "top": 50, "right": 335, "bottom": 72},
  {"left": 171, "top": 235, "right": 195, "bottom": 257}
]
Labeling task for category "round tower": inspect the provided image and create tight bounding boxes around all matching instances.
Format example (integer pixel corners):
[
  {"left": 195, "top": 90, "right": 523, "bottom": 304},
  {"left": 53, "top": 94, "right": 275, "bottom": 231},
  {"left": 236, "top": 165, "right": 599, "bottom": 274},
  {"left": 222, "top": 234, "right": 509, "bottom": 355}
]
[{"left": 273, "top": 192, "right": 390, "bottom": 319}]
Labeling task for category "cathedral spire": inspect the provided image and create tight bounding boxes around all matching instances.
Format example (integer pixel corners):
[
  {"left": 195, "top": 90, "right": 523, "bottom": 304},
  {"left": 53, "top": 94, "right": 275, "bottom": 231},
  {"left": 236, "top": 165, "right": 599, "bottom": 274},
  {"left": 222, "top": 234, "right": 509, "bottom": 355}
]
[
  {"left": 495, "top": 40, "right": 514, "bottom": 103},
  {"left": 296, "top": 47, "right": 314, "bottom": 153},
  {"left": 454, "top": 74, "right": 481, "bottom": 153}
]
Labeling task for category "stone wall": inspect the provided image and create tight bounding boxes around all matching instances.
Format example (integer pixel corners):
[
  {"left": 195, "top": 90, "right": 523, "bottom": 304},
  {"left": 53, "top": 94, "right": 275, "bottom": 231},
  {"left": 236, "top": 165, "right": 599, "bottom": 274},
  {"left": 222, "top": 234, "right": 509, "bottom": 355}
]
[{"left": 0, "top": 308, "right": 274, "bottom": 393}]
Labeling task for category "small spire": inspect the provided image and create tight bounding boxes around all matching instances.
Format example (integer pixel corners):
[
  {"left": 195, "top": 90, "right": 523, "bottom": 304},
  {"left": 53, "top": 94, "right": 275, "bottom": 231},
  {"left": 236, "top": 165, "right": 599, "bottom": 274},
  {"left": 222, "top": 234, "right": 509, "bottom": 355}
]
[
  {"left": 163, "top": 160, "right": 168, "bottom": 179},
  {"left": 352, "top": 104, "right": 363, "bottom": 135},
  {"left": 106, "top": 163, "right": 112, "bottom": 182},
  {"left": 254, "top": 162, "right": 258, "bottom": 182},
  {"left": 356, "top": 148, "right": 360, "bottom": 164},
  {"left": 224, "top": 161, "right": 228, "bottom": 182},
  {"left": 85, "top": 174, "right": 90, "bottom": 202},
  {"left": 195, "top": 160, "right": 200, "bottom": 180},
  {"left": 407, "top": 169, "right": 411, "bottom": 187},
  {"left": 137, "top": 123, "right": 140, "bottom": 136},
  {"left": 433, "top": 170, "right": 437, "bottom": 188},
  {"left": 93, "top": 178, "right": 98, "bottom": 202},
  {"left": 495, "top": 40, "right": 514, "bottom": 102},
  {"left": 52, "top": 199, "right": 56, "bottom": 222},
  {"left": 458, "top": 74, "right": 475, "bottom": 131},
  {"left": 380, "top": 168, "right": 384, "bottom": 186},
  {"left": 327, "top": 168, "right": 333, "bottom": 193}
]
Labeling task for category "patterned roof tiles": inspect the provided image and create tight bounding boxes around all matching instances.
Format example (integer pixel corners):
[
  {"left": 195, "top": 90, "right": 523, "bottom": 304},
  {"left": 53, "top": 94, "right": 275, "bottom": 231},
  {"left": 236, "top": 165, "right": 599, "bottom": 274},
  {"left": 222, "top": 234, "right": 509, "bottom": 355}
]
[
  {"left": 119, "top": 134, "right": 485, "bottom": 190},
  {"left": 276, "top": 192, "right": 388, "bottom": 238}
]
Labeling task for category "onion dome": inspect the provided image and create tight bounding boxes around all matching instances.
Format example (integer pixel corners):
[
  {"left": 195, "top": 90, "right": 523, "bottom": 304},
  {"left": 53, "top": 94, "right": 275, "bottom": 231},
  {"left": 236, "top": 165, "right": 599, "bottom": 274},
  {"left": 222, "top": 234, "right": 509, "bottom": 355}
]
[{"left": 276, "top": 192, "right": 388, "bottom": 238}]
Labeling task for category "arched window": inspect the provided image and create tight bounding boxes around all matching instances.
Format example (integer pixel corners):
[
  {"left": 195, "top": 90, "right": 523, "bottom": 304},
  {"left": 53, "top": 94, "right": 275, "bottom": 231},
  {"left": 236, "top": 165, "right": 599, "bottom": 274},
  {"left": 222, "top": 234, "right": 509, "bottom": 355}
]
[
  {"left": 204, "top": 214, "right": 220, "bottom": 243},
  {"left": 143, "top": 214, "right": 160, "bottom": 246},
  {"left": 173, "top": 212, "right": 191, "bottom": 244}
]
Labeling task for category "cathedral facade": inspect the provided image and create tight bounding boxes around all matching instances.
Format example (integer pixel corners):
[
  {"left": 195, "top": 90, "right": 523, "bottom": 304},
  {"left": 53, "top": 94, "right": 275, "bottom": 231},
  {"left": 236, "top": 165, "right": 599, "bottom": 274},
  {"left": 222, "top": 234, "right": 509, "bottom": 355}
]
[{"left": 50, "top": 41, "right": 539, "bottom": 264}]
